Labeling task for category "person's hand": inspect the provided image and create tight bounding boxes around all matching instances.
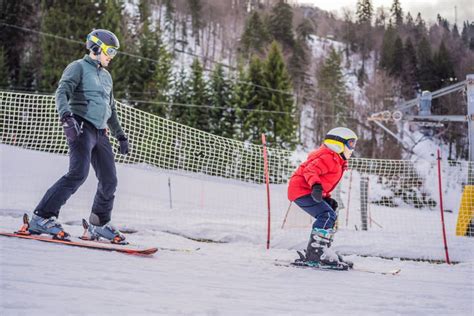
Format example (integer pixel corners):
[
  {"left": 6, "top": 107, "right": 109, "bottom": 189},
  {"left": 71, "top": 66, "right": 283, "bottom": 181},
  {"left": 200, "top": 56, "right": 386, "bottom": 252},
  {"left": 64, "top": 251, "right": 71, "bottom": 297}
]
[
  {"left": 61, "top": 112, "right": 82, "bottom": 142},
  {"left": 117, "top": 135, "right": 129, "bottom": 155},
  {"left": 324, "top": 197, "right": 338, "bottom": 211},
  {"left": 311, "top": 183, "right": 323, "bottom": 203}
]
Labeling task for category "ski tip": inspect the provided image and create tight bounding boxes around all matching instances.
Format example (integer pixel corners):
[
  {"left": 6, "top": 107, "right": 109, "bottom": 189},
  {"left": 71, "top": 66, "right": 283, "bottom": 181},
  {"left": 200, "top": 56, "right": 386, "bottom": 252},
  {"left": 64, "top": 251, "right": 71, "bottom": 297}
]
[{"left": 136, "top": 248, "right": 158, "bottom": 255}]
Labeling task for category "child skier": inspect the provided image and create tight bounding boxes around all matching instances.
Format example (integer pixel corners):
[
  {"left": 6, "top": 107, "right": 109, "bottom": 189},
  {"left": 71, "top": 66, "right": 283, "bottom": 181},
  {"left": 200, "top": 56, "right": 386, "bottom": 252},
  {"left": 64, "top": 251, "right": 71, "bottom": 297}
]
[{"left": 287, "top": 127, "right": 357, "bottom": 269}]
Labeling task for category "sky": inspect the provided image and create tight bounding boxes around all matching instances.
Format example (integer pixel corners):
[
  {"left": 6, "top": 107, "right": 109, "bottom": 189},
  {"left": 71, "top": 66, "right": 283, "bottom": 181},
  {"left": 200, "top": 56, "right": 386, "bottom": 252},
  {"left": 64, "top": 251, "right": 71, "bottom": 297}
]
[{"left": 295, "top": 0, "right": 474, "bottom": 25}]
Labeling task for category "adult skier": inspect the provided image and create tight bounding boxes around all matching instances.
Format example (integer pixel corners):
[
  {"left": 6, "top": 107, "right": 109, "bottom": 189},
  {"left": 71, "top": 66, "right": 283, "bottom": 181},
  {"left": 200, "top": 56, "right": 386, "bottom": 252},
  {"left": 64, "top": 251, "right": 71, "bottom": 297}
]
[
  {"left": 28, "top": 29, "right": 129, "bottom": 243},
  {"left": 287, "top": 127, "right": 357, "bottom": 269}
]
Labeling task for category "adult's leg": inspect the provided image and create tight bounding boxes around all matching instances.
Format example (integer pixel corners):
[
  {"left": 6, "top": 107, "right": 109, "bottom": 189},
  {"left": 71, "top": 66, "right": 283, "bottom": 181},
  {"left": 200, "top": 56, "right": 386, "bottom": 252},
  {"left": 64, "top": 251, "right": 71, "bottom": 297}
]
[
  {"left": 89, "top": 131, "right": 117, "bottom": 225},
  {"left": 34, "top": 125, "right": 95, "bottom": 219}
]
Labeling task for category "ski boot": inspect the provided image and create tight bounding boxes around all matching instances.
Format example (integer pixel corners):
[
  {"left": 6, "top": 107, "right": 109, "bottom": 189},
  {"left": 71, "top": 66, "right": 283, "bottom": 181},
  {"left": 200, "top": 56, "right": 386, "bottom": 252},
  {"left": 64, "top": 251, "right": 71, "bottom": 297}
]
[
  {"left": 81, "top": 215, "right": 127, "bottom": 245},
  {"left": 303, "top": 228, "right": 349, "bottom": 270},
  {"left": 28, "top": 213, "right": 70, "bottom": 240}
]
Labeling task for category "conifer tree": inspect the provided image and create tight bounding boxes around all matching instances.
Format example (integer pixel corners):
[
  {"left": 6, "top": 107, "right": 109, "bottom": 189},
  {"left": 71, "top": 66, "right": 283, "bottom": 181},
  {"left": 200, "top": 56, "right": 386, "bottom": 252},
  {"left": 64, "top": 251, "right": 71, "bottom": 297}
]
[
  {"left": 145, "top": 42, "right": 173, "bottom": 118},
  {"left": 240, "top": 11, "right": 270, "bottom": 58},
  {"left": 0, "top": 0, "right": 38, "bottom": 88},
  {"left": 100, "top": 0, "right": 128, "bottom": 100},
  {"left": 170, "top": 67, "right": 190, "bottom": 124},
  {"left": 242, "top": 56, "right": 266, "bottom": 144},
  {"left": 39, "top": 2, "right": 97, "bottom": 91},
  {"left": 163, "top": 0, "right": 176, "bottom": 51},
  {"left": 317, "top": 48, "right": 348, "bottom": 128},
  {"left": 261, "top": 41, "right": 296, "bottom": 150},
  {"left": 129, "top": 0, "right": 172, "bottom": 116},
  {"left": 379, "top": 25, "right": 396, "bottom": 70},
  {"left": 452, "top": 24, "right": 460, "bottom": 39},
  {"left": 342, "top": 10, "right": 357, "bottom": 55},
  {"left": 433, "top": 41, "right": 455, "bottom": 87},
  {"left": 416, "top": 36, "right": 436, "bottom": 90},
  {"left": 125, "top": 0, "right": 151, "bottom": 108},
  {"left": 288, "top": 39, "right": 308, "bottom": 90},
  {"left": 356, "top": 0, "right": 373, "bottom": 83},
  {"left": 208, "top": 63, "right": 232, "bottom": 136},
  {"left": 296, "top": 19, "right": 315, "bottom": 42},
  {"left": 460, "top": 22, "right": 474, "bottom": 50},
  {"left": 188, "top": 58, "right": 210, "bottom": 132},
  {"left": 405, "top": 12, "right": 414, "bottom": 28},
  {"left": 0, "top": 47, "right": 9, "bottom": 88},
  {"left": 374, "top": 7, "right": 387, "bottom": 30},
  {"left": 188, "top": 0, "right": 202, "bottom": 45},
  {"left": 390, "top": 0, "right": 403, "bottom": 28},
  {"left": 136, "top": 0, "right": 173, "bottom": 117},
  {"left": 414, "top": 13, "right": 427, "bottom": 40},
  {"left": 390, "top": 35, "right": 404, "bottom": 77},
  {"left": 228, "top": 64, "right": 250, "bottom": 140},
  {"left": 164, "top": 0, "right": 175, "bottom": 32},
  {"left": 267, "top": 0, "right": 294, "bottom": 48},
  {"left": 401, "top": 37, "right": 419, "bottom": 98},
  {"left": 289, "top": 18, "right": 313, "bottom": 89},
  {"left": 356, "top": 0, "right": 373, "bottom": 25}
]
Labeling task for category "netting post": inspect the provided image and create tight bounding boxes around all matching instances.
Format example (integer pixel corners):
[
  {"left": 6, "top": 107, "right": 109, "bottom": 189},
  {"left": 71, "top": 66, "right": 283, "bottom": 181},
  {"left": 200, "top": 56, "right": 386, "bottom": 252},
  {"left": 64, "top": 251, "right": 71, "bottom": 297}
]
[
  {"left": 345, "top": 170, "right": 353, "bottom": 227},
  {"left": 168, "top": 177, "right": 172, "bottom": 209},
  {"left": 262, "top": 134, "right": 271, "bottom": 249},
  {"left": 360, "top": 176, "right": 369, "bottom": 231},
  {"left": 437, "top": 149, "right": 451, "bottom": 264}
]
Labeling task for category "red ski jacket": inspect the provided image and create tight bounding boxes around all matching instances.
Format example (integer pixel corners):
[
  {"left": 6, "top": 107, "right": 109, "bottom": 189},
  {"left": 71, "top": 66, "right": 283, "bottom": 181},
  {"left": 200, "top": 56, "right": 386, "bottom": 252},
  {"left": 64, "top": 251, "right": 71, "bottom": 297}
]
[{"left": 287, "top": 145, "right": 347, "bottom": 201}]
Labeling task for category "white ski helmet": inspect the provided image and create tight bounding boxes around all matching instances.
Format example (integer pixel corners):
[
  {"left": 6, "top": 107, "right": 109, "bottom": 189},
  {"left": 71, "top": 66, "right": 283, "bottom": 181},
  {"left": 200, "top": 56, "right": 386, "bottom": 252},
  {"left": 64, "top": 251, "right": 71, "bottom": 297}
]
[{"left": 323, "top": 127, "right": 358, "bottom": 154}]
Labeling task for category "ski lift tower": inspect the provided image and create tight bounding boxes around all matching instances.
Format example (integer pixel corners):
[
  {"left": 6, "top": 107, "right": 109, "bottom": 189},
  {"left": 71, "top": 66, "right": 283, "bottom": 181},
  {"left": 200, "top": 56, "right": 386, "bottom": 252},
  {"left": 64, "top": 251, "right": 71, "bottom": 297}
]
[{"left": 368, "top": 74, "right": 474, "bottom": 236}]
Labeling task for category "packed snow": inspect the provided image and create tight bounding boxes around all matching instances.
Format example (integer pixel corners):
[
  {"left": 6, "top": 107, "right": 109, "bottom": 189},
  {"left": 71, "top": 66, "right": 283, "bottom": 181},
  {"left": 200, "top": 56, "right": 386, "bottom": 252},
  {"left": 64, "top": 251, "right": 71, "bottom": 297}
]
[{"left": 0, "top": 144, "right": 473, "bottom": 315}]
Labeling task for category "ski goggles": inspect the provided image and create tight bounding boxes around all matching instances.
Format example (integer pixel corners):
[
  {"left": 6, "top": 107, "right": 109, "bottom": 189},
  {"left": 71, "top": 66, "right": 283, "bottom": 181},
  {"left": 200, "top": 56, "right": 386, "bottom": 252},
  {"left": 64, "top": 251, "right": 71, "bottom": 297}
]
[
  {"left": 345, "top": 138, "right": 357, "bottom": 150},
  {"left": 325, "top": 135, "right": 357, "bottom": 150},
  {"left": 88, "top": 34, "right": 118, "bottom": 58}
]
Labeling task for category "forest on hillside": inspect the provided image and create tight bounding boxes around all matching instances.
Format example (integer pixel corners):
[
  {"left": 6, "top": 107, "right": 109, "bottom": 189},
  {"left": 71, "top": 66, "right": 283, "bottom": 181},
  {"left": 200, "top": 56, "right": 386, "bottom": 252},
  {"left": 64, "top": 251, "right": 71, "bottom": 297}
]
[{"left": 1, "top": 0, "right": 473, "bottom": 159}]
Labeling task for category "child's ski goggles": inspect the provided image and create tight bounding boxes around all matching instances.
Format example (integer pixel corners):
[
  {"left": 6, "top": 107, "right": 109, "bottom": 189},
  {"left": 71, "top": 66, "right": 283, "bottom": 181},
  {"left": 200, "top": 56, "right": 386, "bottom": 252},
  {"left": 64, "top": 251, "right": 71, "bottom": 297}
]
[{"left": 345, "top": 138, "right": 357, "bottom": 150}]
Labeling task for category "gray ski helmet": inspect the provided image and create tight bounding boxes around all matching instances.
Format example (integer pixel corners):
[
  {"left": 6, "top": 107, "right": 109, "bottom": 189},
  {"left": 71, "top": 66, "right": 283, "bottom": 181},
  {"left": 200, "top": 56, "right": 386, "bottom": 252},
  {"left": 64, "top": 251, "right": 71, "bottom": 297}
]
[{"left": 86, "top": 29, "right": 120, "bottom": 57}]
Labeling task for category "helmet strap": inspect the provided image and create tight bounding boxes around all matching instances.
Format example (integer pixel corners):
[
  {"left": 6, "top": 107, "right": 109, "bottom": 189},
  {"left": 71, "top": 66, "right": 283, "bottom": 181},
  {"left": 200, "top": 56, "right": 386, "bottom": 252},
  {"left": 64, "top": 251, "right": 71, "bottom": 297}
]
[{"left": 91, "top": 45, "right": 101, "bottom": 56}]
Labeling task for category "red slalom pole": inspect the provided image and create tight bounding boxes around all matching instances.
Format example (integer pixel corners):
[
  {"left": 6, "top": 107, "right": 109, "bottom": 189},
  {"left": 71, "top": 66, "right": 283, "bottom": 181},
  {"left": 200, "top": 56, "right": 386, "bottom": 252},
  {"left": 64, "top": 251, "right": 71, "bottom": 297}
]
[
  {"left": 262, "top": 134, "right": 271, "bottom": 249},
  {"left": 437, "top": 149, "right": 451, "bottom": 264}
]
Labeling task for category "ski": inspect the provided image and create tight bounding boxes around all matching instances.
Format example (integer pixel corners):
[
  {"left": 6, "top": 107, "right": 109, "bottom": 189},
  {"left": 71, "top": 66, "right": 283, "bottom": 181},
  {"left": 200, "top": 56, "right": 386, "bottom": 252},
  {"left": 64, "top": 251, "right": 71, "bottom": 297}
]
[
  {"left": 0, "top": 231, "right": 158, "bottom": 255},
  {"left": 274, "top": 260, "right": 401, "bottom": 275},
  {"left": 0, "top": 214, "right": 157, "bottom": 256},
  {"left": 79, "top": 219, "right": 198, "bottom": 253}
]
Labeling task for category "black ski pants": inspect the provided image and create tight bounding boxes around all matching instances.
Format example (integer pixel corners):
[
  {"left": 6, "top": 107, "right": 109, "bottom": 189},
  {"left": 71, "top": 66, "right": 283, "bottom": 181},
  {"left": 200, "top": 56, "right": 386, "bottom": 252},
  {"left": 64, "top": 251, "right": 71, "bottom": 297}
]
[{"left": 34, "top": 117, "right": 117, "bottom": 225}]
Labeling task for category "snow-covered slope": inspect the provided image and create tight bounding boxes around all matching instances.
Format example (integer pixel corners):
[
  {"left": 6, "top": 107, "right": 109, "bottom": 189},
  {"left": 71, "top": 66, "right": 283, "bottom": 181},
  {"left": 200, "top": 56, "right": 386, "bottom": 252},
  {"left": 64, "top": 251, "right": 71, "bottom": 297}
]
[{"left": 1, "top": 145, "right": 473, "bottom": 315}]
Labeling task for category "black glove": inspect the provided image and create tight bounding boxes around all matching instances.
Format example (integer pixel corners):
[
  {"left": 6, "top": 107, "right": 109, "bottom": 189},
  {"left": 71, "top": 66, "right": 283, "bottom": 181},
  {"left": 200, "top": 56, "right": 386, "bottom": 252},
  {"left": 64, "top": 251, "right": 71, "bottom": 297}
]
[
  {"left": 117, "top": 135, "right": 129, "bottom": 155},
  {"left": 324, "top": 197, "right": 338, "bottom": 211},
  {"left": 311, "top": 183, "right": 323, "bottom": 203},
  {"left": 61, "top": 112, "right": 82, "bottom": 142}
]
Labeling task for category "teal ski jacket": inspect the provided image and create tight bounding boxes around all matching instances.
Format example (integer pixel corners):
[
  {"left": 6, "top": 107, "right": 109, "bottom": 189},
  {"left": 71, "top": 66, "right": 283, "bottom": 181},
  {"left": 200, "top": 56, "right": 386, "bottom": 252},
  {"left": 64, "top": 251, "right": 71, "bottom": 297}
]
[{"left": 55, "top": 54, "right": 124, "bottom": 138}]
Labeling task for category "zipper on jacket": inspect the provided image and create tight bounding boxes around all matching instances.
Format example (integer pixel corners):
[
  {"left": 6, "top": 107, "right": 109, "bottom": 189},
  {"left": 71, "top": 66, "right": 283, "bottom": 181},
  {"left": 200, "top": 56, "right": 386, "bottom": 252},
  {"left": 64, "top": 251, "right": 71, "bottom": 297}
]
[{"left": 96, "top": 67, "right": 109, "bottom": 127}]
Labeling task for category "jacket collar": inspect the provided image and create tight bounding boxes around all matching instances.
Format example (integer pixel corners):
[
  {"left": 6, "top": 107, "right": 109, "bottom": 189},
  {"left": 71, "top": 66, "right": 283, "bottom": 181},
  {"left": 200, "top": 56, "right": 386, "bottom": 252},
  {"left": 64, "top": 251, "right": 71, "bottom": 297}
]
[
  {"left": 83, "top": 54, "right": 101, "bottom": 68},
  {"left": 320, "top": 145, "right": 348, "bottom": 169}
]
